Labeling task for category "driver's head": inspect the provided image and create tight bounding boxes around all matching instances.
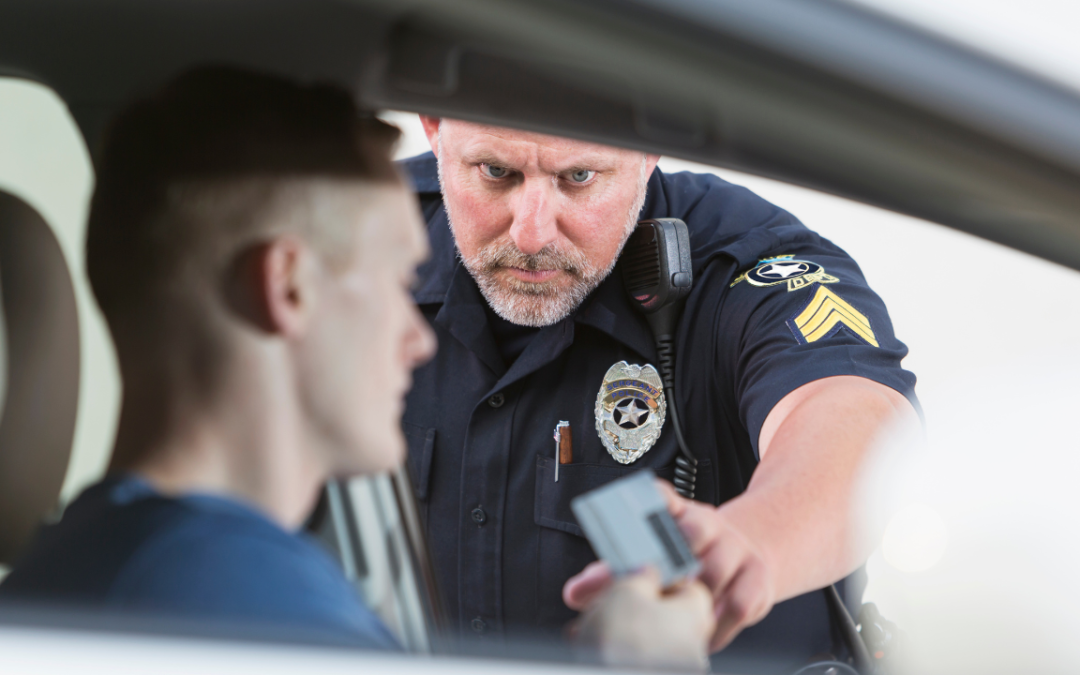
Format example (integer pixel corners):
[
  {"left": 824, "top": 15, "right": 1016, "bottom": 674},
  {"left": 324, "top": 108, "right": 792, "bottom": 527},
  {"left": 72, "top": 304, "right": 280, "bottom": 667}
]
[
  {"left": 87, "top": 66, "right": 435, "bottom": 477},
  {"left": 420, "top": 117, "right": 660, "bottom": 327}
]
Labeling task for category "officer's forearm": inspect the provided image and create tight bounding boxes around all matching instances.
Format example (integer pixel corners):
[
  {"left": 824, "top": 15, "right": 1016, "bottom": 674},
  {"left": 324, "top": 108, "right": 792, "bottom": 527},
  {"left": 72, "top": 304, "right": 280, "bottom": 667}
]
[{"left": 721, "top": 376, "right": 917, "bottom": 603}]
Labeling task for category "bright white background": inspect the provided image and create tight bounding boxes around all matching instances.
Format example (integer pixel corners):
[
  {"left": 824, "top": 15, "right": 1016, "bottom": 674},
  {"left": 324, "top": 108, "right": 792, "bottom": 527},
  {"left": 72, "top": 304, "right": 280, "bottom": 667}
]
[{"left": 1, "top": 0, "right": 1078, "bottom": 610}]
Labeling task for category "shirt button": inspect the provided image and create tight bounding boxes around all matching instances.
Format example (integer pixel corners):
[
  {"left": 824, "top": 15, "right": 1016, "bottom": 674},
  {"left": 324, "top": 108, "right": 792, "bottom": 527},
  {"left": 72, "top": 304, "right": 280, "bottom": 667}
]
[
  {"left": 487, "top": 393, "right": 505, "bottom": 408},
  {"left": 471, "top": 507, "right": 487, "bottom": 525},
  {"left": 471, "top": 617, "right": 487, "bottom": 634}
]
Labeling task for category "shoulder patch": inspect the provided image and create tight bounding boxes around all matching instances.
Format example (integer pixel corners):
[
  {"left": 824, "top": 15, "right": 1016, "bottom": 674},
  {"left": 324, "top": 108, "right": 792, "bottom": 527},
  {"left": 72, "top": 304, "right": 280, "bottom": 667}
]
[
  {"left": 787, "top": 285, "right": 878, "bottom": 347},
  {"left": 731, "top": 255, "right": 838, "bottom": 291}
]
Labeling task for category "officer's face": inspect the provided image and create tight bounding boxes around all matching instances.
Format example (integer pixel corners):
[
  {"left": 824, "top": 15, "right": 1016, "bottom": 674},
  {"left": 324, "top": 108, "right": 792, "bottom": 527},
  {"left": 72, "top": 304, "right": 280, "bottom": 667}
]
[
  {"left": 422, "top": 117, "right": 660, "bottom": 326},
  {"left": 304, "top": 184, "right": 437, "bottom": 475}
]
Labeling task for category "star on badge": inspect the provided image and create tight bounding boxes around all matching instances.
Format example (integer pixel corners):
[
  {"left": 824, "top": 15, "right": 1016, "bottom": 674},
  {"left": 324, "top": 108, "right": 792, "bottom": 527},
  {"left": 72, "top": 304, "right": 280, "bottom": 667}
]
[{"left": 614, "top": 398, "right": 651, "bottom": 429}]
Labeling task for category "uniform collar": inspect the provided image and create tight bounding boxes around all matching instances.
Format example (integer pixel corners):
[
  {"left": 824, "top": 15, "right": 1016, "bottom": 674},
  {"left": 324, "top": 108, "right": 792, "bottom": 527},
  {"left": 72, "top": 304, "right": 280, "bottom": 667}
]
[
  {"left": 399, "top": 151, "right": 441, "bottom": 195},
  {"left": 435, "top": 262, "right": 504, "bottom": 375},
  {"left": 411, "top": 198, "right": 458, "bottom": 305},
  {"left": 573, "top": 272, "right": 656, "bottom": 362}
]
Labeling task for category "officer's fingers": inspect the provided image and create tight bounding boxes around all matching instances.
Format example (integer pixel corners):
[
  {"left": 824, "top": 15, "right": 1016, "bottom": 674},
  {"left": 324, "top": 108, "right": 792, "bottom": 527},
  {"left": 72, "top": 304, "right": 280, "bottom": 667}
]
[
  {"left": 676, "top": 502, "right": 726, "bottom": 557},
  {"left": 656, "top": 479, "right": 688, "bottom": 518},
  {"left": 563, "top": 560, "right": 614, "bottom": 611},
  {"left": 697, "top": 533, "right": 747, "bottom": 599},
  {"left": 709, "top": 564, "right": 772, "bottom": 653}
]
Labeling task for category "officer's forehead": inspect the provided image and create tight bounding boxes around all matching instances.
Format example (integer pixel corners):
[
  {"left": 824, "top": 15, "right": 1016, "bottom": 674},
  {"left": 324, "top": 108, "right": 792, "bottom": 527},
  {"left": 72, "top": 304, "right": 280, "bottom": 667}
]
[{"left": 441, "top": 119, "right": 634, "bottom": 166}]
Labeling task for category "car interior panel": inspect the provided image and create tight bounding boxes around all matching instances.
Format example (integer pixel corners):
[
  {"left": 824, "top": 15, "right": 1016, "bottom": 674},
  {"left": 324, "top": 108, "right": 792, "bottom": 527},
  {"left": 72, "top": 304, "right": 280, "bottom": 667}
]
[{"left": 0, "top": 191, "right": 80, "bottom": 565}]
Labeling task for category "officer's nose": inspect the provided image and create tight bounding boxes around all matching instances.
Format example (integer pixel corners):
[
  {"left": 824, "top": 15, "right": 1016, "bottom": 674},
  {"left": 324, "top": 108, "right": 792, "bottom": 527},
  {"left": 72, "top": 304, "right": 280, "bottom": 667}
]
[{"left": 508, "top": 178, "right": 559, "bottom": 256}]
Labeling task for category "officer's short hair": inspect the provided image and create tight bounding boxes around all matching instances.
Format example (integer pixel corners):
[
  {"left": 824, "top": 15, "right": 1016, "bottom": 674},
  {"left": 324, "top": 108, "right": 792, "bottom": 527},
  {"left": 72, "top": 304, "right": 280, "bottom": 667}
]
[{"left": 86, "top": 65, "right": 402, "bottom": 389}]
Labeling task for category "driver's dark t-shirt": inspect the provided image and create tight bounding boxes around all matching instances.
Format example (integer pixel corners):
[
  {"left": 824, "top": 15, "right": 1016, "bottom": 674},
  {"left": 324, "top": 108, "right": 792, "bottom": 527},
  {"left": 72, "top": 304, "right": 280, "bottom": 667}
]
[{"left": 0, "top": 476, "right": 398, "bottom": 650}]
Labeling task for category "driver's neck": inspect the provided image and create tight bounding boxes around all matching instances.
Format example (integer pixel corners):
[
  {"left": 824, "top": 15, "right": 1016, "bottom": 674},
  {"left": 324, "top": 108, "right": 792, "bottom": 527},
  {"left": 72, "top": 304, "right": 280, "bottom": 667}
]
[{"left": 110, "top": 365, "right": 326, "bottom": 531}]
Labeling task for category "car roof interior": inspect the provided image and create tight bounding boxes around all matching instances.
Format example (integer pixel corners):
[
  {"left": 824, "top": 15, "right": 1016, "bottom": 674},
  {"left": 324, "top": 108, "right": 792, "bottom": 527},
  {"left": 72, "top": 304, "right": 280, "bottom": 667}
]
[{"left": 3, "top": 0, "right": 1080, "bottom": 269}]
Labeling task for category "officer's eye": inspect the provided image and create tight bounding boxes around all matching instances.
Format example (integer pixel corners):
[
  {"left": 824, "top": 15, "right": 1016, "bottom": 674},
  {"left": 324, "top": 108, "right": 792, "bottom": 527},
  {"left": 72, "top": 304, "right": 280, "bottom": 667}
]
[
  {"left": 480, "top": 164, "right": 509, "bottom": 179},
  {"left": 567, "top": 169, "right": 596, "bottom": 184}
]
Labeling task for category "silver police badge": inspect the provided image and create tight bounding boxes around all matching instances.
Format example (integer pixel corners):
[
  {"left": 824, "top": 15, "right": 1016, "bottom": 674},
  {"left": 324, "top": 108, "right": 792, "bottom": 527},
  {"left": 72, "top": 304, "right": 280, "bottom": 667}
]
[{"left": 594, "top": 361, "right": 667, "bottom": 464}]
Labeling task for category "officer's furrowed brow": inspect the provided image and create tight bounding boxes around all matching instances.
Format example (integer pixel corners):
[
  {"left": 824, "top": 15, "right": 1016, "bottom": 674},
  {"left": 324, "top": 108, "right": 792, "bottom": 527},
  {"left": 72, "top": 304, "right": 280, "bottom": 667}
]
[
  {"left": 462, "top": 150, "right": 516, "bottom": 169},
  {"left": 460, "top": 148, "right": 619, "bottom": 175},
  {"left": 545, "top": 153, "right": 618, "bottom": 175}
]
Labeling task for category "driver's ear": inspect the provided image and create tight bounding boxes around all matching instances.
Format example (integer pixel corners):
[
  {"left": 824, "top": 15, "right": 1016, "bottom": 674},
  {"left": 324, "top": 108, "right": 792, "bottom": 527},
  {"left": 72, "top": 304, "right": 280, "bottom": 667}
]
[
  {"left": 225, "top": 237, "right": 313, "bottom": 337},
  {"left": 419, "top": 115, "right": 442, "bottom": 156}
]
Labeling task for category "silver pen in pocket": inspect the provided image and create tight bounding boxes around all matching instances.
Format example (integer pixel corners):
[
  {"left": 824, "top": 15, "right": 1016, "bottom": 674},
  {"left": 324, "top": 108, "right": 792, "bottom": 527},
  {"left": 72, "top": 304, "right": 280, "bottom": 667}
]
[{"left": 553, "top": 421, "right": 570, "bottom": 482}]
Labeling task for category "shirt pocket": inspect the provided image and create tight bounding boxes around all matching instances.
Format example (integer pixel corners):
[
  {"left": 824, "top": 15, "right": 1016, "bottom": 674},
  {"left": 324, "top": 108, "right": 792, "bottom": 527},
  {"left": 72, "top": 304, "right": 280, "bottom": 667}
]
[
  {"left": 402, "top": 422, "right": 436, "bottom": 501},
  {"left": 533, "top": 456, "right": 678, "bottom": 536}
]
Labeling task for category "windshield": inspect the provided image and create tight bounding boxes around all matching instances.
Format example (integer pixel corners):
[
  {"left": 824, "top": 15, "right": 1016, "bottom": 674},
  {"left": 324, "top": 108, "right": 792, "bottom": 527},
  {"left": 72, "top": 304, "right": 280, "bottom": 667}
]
[{"left": 1, "top": 2, "right": 1079, "bottom": 673}]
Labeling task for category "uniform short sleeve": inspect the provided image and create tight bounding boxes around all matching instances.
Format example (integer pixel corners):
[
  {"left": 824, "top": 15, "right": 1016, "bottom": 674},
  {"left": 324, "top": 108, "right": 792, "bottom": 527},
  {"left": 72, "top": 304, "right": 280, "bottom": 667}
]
[{"left": 712, "top": 236, "right": 917, "bottom": 458}]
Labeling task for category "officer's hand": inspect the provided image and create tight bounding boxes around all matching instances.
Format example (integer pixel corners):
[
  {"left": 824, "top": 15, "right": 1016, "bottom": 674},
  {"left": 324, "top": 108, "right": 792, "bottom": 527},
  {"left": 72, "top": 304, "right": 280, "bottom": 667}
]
[
  {"left": 658, "top": 481, "right": 777, "bottom": 652},
  {"left": 573, "top": 567, "right": 714, "bottom": 671}
]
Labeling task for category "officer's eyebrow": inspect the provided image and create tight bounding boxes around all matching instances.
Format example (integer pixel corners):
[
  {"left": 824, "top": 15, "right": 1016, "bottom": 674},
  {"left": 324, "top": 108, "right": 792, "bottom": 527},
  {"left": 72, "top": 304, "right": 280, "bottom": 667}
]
[
  {"left": 461, "top": 149, "right": 619, "bottom": 174},
  {"left": 547, "top": 154, "right": 619, "bottom": 174},
  {"left": 462, "top": 150, "right": 515, "bottom": 168}
]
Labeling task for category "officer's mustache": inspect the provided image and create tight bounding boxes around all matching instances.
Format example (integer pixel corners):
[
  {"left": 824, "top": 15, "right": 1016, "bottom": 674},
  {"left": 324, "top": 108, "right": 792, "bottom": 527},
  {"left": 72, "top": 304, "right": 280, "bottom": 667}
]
[{"left": 476, "top": 240, "right": 590, "bottom": 280}]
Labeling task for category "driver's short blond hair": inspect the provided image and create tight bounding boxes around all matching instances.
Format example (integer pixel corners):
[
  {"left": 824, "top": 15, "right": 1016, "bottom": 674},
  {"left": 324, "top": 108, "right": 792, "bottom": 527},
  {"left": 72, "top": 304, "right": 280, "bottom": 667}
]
[{"left": 85, "top": 66, "right": 402, "bottom": 394}]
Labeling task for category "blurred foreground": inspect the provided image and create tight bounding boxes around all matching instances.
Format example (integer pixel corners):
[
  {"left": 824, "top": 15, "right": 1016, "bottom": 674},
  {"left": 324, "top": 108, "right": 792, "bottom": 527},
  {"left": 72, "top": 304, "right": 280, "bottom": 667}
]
[{"left": 859, "top": 346, "right": 1080, "bottom": 674}]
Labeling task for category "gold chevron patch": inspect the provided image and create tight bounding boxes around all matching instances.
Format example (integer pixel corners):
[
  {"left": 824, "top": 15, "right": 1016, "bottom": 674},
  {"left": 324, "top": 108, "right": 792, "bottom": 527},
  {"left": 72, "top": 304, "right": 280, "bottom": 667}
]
[{"left": 787, "top": 286, "right": 878, "bottom": 347}]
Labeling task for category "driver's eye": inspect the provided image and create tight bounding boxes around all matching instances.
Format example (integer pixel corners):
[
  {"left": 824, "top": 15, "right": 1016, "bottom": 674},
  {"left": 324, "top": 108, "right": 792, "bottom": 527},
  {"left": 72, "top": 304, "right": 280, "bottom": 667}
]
[
  {"left": 480, "top": 164, "right": 509, "bottom": 179},
  {"left": 569, "top": 169, "right": 595, "bottom": 183}
]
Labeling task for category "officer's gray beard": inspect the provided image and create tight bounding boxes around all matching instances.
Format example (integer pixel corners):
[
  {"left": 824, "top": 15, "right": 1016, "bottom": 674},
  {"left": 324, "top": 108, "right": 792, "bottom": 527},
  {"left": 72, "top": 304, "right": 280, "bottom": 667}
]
[{"left": 439, "top": 154, "right": 649, "bottom": 327}]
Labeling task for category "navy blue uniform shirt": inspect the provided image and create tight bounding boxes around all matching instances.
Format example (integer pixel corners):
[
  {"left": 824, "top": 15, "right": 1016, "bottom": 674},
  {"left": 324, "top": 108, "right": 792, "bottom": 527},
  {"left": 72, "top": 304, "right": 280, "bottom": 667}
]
[
  {"left": 399, "top": 153, "right": 917, "bottom": 663},
  {"left": 0, "top": 476, "right": 399, "bottom": 650}
]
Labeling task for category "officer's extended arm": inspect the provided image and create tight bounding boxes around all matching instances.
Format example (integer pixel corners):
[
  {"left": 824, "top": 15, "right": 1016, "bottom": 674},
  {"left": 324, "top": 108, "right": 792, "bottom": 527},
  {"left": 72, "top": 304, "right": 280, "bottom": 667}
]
[
  {"left": 565, "top": 374, "right": 918, "bottom": 652},
  {"left": 682, "top": 374, "right": 917, "bottom": 651}
]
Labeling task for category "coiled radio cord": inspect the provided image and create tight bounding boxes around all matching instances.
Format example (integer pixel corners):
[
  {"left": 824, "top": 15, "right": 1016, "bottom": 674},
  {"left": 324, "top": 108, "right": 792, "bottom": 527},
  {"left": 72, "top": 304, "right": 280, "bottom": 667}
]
[{"left": 655, "top": 336, "right": 698, "bottom": 500}]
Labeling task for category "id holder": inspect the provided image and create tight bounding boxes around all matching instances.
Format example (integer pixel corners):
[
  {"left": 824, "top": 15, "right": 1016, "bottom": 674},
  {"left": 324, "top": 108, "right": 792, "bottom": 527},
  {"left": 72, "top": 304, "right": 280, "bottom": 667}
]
[{"left": 571, "top": 470, "right": 700, "bottom": 588}]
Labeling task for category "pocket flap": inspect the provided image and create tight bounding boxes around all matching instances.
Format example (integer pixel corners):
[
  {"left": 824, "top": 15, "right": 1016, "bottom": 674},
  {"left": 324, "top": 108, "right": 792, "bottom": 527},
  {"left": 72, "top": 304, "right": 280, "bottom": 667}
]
[{"left": 534, "top": 456, "right": 640, "bottom": 537}]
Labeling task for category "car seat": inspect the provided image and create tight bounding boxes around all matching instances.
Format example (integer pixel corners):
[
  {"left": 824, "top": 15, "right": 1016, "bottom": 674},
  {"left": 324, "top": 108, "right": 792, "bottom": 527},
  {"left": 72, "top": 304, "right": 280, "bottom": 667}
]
[{"left": 0, "top": 190, "right": 80, "bottom": 564}]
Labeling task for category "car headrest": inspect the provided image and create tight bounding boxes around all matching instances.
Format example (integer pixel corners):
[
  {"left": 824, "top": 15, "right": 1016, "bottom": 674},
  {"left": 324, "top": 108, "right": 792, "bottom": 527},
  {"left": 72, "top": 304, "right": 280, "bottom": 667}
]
[{"left": 0, "top": 191, "right": 80, "bottom": 564}]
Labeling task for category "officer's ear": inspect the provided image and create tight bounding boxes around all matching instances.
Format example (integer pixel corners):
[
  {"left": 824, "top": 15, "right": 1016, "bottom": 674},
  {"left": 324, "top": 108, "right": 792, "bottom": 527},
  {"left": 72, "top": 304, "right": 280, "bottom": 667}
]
[
  {"left": 418, "top": 115, "right": 442, "bottom": 156},
  {"left": 645, "top": 153, "right": 661, "bottom": 178}
]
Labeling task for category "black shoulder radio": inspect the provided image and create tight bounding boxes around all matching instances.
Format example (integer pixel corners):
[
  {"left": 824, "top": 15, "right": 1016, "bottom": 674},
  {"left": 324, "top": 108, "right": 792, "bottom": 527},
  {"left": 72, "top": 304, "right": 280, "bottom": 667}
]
[{"left": 620, "top": 218, "right": 698, "bottom": 500}]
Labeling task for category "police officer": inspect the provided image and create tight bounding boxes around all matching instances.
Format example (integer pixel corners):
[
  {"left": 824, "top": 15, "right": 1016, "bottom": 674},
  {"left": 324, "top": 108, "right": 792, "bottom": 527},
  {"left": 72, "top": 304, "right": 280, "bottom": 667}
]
[{"left": 399, "top": 117, "right": 919, "bottom": 666}]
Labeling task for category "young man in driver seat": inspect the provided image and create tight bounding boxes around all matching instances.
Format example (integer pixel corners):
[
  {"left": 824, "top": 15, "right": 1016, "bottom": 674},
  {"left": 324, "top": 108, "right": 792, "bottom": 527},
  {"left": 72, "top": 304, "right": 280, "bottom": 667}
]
[{"left": 0, "top": 66, "right": 713, "bottom": 668}]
